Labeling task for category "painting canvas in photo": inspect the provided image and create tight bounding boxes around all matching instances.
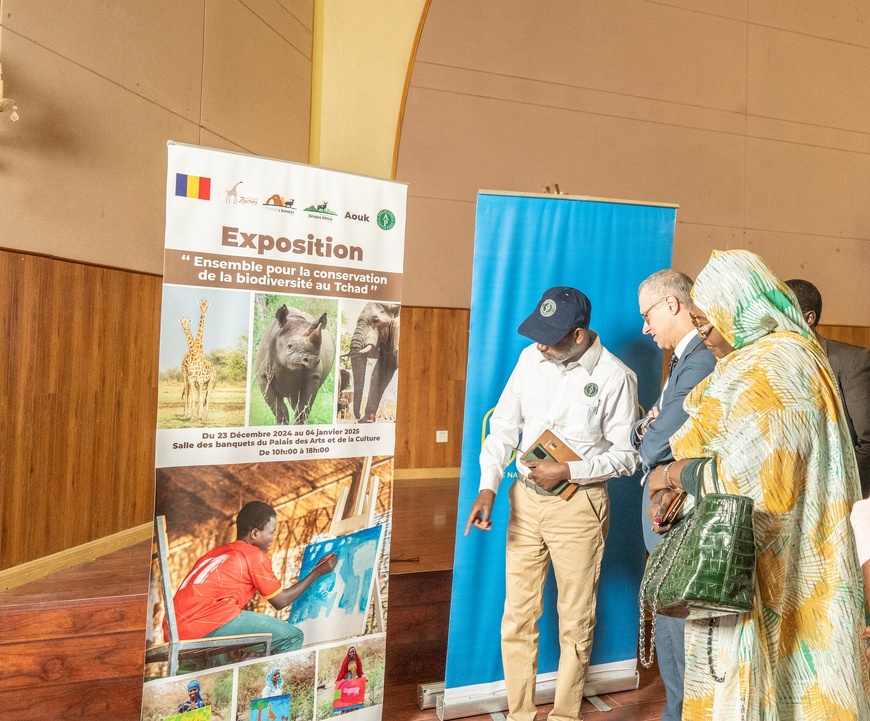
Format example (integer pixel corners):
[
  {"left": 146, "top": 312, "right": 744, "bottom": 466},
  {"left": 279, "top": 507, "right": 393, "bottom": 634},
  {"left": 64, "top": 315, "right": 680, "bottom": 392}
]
[
  {"left": 163, "top": 706, "right": 211, "bottom": 721},
  {"left": 250, "top": 693, "right": 291, "bottom": 721},
  {"left": 288, "top": 525, "right": 383, "bottom": 646},
  {"left": 333, "top": 678, "right": 365, "bottom": 712}
]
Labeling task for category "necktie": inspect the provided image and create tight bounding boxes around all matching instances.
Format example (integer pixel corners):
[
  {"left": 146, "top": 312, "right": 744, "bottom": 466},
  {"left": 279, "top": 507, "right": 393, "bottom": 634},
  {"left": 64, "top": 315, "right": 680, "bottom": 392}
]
[{"left": 667, "top": 353, "right": 678, "bottom": 378}]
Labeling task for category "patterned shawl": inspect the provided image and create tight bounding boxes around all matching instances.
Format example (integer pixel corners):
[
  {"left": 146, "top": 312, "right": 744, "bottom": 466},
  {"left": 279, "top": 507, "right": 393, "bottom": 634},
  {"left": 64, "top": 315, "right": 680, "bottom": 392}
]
[{"left": 670, "top": 249, "right": 869, "bottom": 719}]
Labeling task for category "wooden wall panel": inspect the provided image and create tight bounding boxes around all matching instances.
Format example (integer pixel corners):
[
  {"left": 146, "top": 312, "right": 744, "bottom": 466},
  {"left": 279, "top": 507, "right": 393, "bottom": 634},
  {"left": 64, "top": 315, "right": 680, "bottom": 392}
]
[
  {"left": 0, "top": 250, "right": 161, "bottom": 569},
  {"left": 390, "top": 307, "right": 468, "bottom": 578},
  {"left": 394, "top": 306, "right": 469, "bottom": 469},
  {"left": 818, "top": 324, "right": 870, "bottom": 349},
  {"left": 390, "top": 475, "right": 458, "bottom": 575},
  {"left": 384, "top": 570, "right": 452, "bottom": 687}
]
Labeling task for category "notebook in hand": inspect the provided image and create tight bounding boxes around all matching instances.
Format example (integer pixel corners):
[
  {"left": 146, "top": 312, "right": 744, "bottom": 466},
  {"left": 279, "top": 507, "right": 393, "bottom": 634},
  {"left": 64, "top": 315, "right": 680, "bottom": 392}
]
[{"left": 520, "top": 429, "right": 582, "bottom": 501}]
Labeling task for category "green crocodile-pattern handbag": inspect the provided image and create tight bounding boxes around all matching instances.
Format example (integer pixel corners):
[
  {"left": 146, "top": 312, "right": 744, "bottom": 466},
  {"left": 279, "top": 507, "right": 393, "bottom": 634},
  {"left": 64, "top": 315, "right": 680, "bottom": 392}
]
[{"left": 639, "top": 458, "right": 755, "bottom": 670}]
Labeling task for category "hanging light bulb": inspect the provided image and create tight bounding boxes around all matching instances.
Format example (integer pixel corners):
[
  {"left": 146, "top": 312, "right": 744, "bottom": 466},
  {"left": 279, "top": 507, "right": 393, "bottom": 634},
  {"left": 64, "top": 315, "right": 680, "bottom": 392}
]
[{"left": 0, "top": 63, "right": 19, "bottom": 121}]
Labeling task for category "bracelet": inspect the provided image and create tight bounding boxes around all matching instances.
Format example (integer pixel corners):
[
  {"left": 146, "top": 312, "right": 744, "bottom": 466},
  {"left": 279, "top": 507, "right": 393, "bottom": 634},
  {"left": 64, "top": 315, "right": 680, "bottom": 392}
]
[{"left": 663, "top": 461, "right": 678, "bottom": 491}]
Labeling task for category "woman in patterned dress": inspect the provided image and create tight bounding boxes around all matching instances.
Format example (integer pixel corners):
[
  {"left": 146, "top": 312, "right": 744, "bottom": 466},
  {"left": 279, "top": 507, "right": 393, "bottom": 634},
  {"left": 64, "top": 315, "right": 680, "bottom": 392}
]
[{"left": 647, "top": 249, "right": 870, "bottom": 719}]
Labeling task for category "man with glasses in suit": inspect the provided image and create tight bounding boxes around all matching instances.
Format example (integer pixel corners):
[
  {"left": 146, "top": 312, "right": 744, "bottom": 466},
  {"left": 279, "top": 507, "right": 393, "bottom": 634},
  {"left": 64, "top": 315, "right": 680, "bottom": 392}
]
[{"left": 634, "top": 270, "right": 716, "bottom": 721}]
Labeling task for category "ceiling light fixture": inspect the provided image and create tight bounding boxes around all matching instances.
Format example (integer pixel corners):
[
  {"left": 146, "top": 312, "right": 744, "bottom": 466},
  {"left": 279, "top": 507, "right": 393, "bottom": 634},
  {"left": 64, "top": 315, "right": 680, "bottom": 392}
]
[{"left": 0, "top": 64, "right": 20, "bottom": 122}]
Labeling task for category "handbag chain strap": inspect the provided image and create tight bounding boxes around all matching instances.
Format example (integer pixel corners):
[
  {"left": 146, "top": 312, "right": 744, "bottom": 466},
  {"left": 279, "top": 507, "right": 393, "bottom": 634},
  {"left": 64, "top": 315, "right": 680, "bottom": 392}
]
[
  {"left": 707, "top": 617, "right": 726, "bottom": 682},
  {"left": 637, "top": 594, "right": 658, "bottom": 668},
  {"left": 638, "top": 510, "right": 695, "bottom": 668}
]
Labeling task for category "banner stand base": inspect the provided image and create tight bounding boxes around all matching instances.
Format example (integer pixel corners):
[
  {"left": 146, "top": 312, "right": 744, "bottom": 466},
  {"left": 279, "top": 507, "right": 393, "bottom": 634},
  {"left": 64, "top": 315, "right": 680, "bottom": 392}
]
[
  {"left": 417, "top": 682, "right": 445, "bottom": 710},
  {"left": 431, "top": 665, "right": 639, "bottom": 719}
]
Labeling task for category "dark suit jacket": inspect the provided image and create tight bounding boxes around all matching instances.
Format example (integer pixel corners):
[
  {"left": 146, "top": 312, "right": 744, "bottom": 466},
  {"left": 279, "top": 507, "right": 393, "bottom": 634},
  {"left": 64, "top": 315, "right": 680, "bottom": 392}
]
[
  {"left": 634, "top": 335, "right": 717, "bottom": 552},
  {"left": 819, "top": 335, "right": 870, "bottom": 497}
]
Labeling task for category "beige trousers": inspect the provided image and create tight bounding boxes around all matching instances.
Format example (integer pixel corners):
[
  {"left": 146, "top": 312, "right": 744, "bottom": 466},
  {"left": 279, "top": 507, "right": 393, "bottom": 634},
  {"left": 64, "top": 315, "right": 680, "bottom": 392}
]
[{"left": 502, "top": 480, "right": 609, "bottom": 721}]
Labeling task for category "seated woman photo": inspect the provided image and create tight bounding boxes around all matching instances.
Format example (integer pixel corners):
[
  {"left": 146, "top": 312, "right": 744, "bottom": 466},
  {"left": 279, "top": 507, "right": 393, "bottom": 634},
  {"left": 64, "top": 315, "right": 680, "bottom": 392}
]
[{"left": 647, "top": 249, "right": 870, "bottom": 719}]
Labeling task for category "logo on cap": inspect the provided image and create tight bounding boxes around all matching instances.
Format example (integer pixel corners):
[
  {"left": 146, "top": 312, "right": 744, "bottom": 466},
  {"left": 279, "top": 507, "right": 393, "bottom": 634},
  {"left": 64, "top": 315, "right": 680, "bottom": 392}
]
[{"left": 540, "top": 300, "right": 557, "bottom": 317}]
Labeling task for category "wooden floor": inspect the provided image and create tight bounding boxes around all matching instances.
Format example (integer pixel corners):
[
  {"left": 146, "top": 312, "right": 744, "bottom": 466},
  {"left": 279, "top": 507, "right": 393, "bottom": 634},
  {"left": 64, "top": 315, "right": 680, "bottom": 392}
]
[
  {"left": 383, "top": 669, "right": 667, "bottom": 721},
  {"left": 0, "top": 545, "right": 666, "bottom": 721}
]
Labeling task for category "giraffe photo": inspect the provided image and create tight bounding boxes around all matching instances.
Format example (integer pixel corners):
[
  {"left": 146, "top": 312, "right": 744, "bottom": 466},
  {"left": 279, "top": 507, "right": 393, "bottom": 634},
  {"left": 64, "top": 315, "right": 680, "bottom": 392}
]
[
  {"left": 157, "top": 289, "right": 250, "bottom": 429},
  {"left": 180, "top": 300, "right": 217, "bottom": 422}
]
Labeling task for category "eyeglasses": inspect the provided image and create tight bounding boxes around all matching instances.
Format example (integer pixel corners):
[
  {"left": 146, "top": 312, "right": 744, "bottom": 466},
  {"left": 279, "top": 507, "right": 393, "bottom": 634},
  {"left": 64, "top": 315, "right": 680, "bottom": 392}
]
[
  {"left": 689, "top": 311, "right": 714, "bottom": 339},
  {"left": 640, "top": 297, "right": 668, "bottom": 323}
]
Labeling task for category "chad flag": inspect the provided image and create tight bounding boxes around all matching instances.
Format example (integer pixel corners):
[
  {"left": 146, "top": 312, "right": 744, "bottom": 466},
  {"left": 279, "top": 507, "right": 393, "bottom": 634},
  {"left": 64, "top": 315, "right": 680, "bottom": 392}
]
[{"left": 175, "top": 173, "right": 211, "bottom": 200}]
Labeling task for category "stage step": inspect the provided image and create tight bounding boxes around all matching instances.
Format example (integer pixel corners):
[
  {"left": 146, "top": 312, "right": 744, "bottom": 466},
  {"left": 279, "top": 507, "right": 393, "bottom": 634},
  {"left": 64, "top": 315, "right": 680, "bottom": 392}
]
[{"left": 0, "top": 542, "right": 151, "bottom": 720}]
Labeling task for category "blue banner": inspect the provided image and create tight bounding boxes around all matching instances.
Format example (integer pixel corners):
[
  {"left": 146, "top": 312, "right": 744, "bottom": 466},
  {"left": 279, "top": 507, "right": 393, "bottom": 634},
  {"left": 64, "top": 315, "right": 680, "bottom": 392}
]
[{"left": 445, "top": 192, "right": 675, "bottom": 695}]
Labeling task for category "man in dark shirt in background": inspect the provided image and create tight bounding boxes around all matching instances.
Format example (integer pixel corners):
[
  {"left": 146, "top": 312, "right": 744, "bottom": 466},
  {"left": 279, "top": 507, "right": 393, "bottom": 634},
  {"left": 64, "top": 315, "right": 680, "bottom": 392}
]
[{"left": 787, "top": 279, "right": 870, "bottom": 496}]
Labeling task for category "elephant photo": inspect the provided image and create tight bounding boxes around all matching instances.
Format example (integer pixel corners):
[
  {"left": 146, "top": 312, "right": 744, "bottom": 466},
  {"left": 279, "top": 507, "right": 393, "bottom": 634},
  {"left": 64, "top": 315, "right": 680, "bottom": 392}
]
[
  {"left": 345, "top": 302, "right": 400, "bottom": 423},
  {"left": 255, "top": 303, "right": 335, "bottom": 424}
]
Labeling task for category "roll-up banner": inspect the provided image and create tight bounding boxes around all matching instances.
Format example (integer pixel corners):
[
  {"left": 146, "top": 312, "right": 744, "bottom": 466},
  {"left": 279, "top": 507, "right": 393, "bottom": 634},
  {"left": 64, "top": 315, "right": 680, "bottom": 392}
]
[
  {"left": 441, "top": 191, "right": 675, "bottom": 719},
  {"left": 140, "top": 143, "right": 405, "bottom": 721}
]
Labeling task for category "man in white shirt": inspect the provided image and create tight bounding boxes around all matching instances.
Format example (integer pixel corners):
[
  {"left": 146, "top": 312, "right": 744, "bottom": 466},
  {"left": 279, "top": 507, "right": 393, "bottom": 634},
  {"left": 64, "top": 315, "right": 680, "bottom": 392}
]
[{"left": 464, "top": 286, "right": 639, "bottom": 721}]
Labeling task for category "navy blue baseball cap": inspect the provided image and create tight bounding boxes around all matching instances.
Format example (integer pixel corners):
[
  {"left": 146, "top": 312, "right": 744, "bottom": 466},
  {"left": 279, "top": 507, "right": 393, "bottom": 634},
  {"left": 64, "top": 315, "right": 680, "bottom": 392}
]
[{"left": 518, "top": 287, "right": 592, "bottom": 345}]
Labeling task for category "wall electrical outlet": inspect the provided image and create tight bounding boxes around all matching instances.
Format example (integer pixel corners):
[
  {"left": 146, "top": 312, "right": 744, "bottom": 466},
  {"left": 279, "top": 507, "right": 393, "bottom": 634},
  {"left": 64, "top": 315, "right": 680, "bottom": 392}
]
[{"left": 436, "top": 430, "right": 448, "bottom": 443}]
